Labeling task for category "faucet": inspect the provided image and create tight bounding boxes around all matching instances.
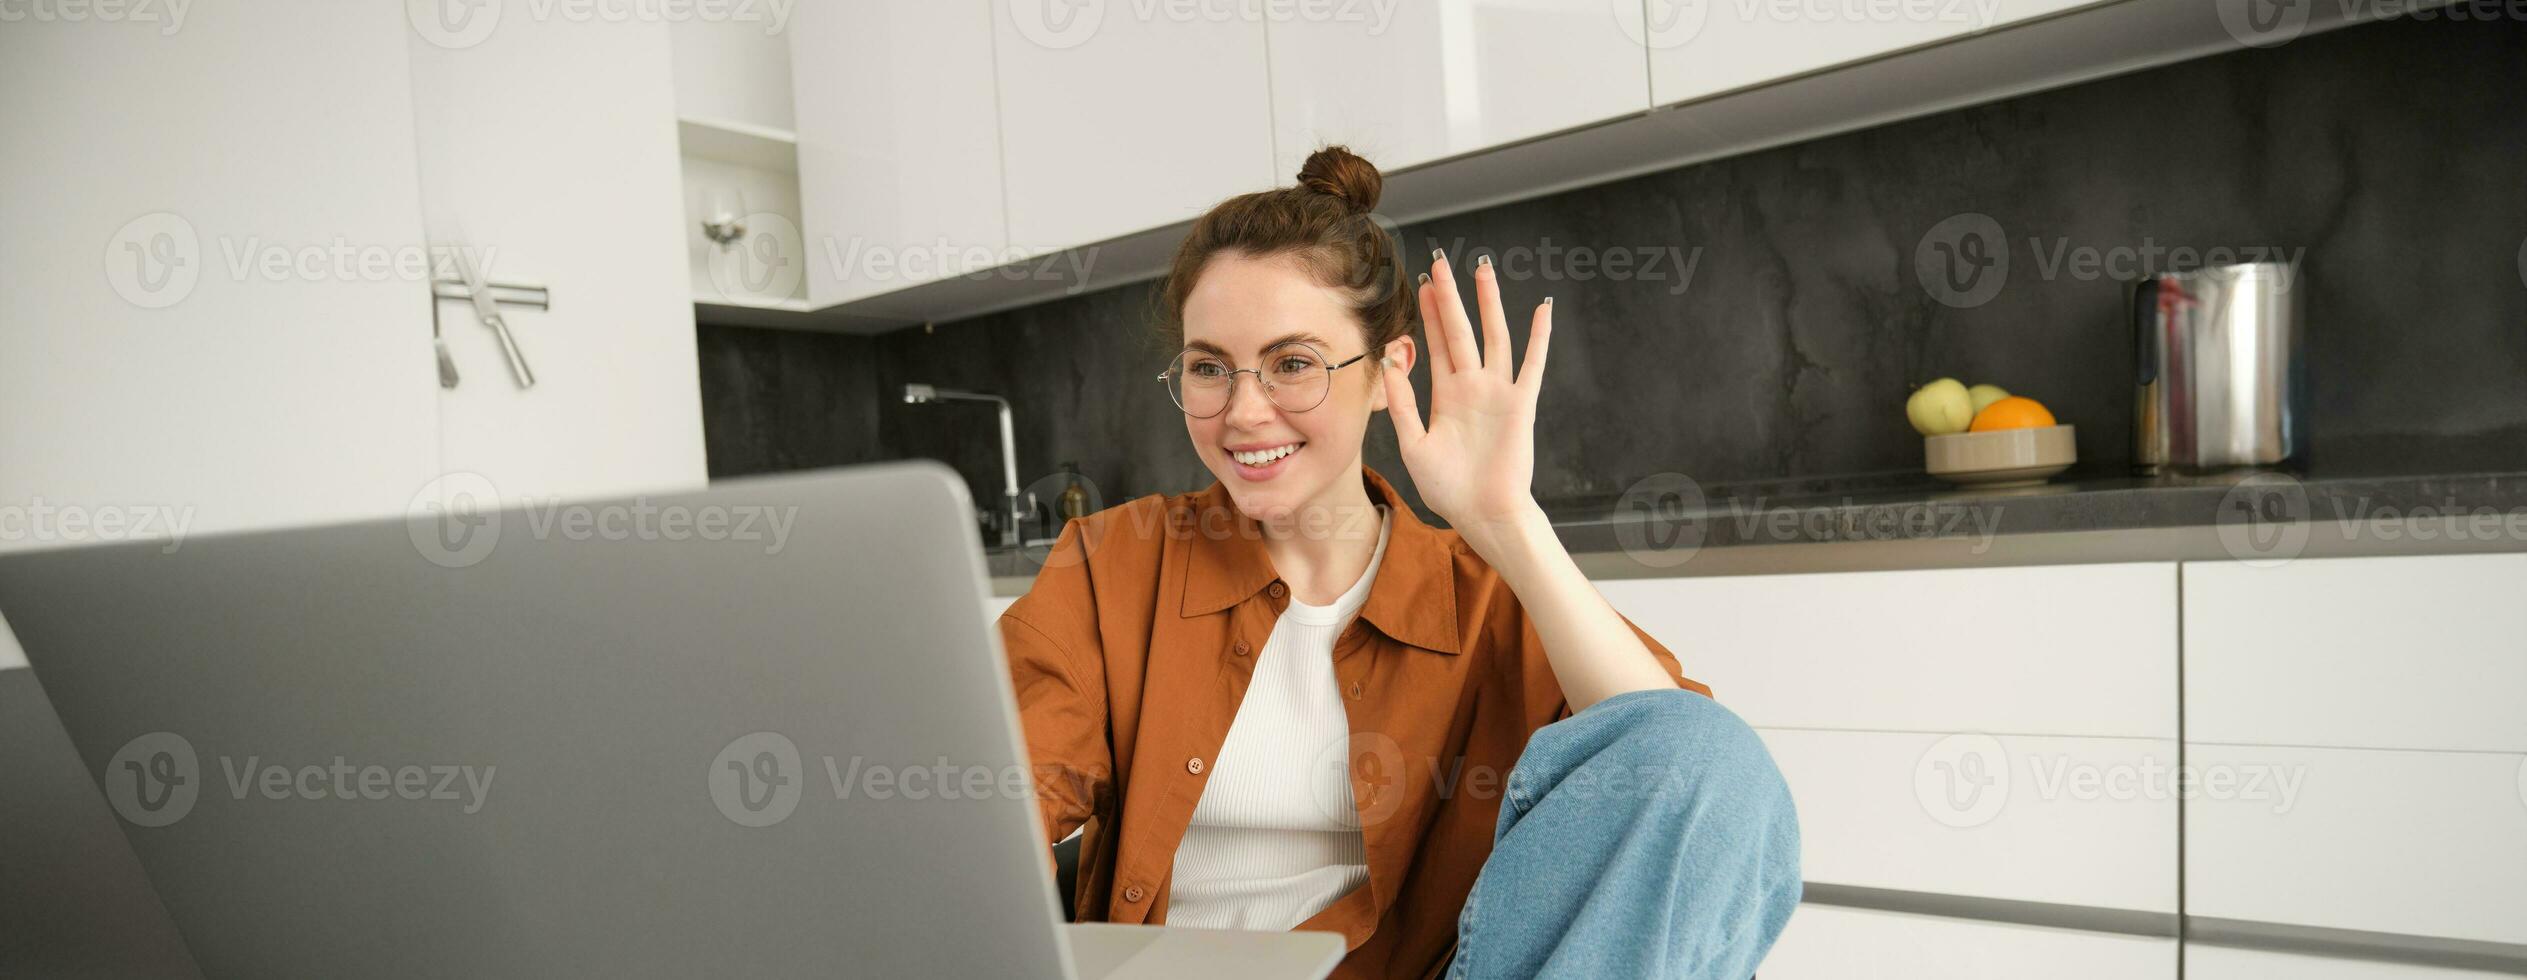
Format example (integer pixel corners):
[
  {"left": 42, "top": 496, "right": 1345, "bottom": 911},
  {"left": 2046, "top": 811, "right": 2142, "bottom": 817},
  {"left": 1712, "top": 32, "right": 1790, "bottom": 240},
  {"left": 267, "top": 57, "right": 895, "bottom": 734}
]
[{"left": 902, "top": 383, "right": 1022, "bottom": 550}]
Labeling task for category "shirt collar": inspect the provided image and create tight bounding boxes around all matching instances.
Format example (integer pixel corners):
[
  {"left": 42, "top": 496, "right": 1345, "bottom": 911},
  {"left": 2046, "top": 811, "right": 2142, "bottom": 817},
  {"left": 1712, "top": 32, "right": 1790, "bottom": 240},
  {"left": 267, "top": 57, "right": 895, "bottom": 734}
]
[{"left": 1175, "top": 465, "right": 1461, "bottom": 655}]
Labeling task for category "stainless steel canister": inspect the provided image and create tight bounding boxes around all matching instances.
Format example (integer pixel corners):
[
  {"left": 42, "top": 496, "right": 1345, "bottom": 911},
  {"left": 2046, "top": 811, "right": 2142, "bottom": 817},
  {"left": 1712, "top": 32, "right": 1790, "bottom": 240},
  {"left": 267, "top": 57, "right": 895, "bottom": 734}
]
[{"left": 2131, "top": 262, "right": 2307, "bottom": 473}]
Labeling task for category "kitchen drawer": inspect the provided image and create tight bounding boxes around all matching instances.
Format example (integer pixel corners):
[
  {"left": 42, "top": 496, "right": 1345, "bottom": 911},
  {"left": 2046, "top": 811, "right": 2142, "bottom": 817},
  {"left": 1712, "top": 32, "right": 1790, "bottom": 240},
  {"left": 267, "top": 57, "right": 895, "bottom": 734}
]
[
  {"left": 1599, "top": 563, "right": 2176, "bottom": 738},
  {"left": 2186, "top": 945, "right": 2524, "bottom": 980},
  {"left": 2186, "top": 744, "right": 2527, "bottom": 945},
  {"left": 1763, "top": 729, "right": 2177, "bottom": 913},
  {"left": 2184, "top": 553, "right": 2527, "bottom": 753},
  {"left": 1761, "top": 904, "right": 2174, "bottom": 979}
]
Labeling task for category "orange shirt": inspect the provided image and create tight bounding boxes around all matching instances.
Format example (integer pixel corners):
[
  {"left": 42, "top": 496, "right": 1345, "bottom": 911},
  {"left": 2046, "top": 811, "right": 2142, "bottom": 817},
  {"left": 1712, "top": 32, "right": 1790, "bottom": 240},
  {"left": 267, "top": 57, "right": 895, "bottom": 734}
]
[{"left": 998, "top": 466, "right": 1708, "bottom": 980}]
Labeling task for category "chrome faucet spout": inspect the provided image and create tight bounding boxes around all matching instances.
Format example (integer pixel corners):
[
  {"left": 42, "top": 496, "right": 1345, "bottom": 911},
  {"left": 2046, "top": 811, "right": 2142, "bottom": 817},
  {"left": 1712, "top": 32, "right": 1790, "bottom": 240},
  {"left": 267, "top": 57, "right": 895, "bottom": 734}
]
[{"left": 900, "top": 384, "right": 1023, "bottom": 549}]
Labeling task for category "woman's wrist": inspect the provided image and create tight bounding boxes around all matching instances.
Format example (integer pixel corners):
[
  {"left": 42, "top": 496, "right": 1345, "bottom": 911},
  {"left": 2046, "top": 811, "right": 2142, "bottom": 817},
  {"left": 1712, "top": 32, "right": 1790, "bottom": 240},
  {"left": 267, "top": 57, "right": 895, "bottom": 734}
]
[{"left": 1454, "top": 499, "right": 1556, "bottom": 575}]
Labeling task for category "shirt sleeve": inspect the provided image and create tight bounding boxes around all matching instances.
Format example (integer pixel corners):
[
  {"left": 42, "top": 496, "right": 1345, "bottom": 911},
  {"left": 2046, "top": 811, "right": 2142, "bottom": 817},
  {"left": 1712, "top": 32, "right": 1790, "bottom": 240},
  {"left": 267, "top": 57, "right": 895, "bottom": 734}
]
[{"left": 997, "top": 519, "right": 1115, "bottom": 845}]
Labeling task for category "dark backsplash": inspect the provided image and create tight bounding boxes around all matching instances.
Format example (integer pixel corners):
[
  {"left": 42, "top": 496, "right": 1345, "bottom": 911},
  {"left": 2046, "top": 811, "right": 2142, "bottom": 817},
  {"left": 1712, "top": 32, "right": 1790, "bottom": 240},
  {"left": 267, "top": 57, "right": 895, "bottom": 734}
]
[{"left": 699, "top": 14, "right": 2527, "bottom": 521}]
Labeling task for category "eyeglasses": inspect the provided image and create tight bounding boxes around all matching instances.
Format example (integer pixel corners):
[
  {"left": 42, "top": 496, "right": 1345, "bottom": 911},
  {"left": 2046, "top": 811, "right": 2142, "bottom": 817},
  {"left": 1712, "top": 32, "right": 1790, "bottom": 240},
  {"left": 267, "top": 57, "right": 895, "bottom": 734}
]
[{"left": 1159, "top": 341, "right": 1371, "bottom": 419}]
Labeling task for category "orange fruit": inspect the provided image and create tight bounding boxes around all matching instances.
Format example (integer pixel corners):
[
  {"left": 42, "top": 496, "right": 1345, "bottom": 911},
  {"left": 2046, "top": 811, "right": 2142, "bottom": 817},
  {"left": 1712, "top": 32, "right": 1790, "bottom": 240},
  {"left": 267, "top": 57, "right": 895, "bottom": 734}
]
[{"left": 1968, "top": 396, "right": 2056, "bottom": 432}]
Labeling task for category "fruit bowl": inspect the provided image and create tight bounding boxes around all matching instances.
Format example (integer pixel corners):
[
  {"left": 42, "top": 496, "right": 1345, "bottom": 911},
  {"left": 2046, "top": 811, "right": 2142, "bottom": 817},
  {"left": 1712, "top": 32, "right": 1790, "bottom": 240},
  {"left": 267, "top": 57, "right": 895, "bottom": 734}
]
[{"left": 1925, "top": 425, "right": 2076, "bottom": 488}]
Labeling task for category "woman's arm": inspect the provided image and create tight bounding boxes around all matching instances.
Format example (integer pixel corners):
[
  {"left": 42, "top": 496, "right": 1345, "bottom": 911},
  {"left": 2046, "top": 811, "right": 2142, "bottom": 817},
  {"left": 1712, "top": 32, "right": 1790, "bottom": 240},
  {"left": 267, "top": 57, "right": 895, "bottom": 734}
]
[{"left": 1381, "top": 250, "right": 1678, "bottom": 713}]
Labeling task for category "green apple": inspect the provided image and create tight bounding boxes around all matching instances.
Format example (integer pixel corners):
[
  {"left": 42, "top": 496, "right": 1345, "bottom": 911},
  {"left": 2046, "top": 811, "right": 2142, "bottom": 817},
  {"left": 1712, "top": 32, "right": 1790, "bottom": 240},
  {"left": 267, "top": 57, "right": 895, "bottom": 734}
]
[
  {"left": 1906, "top": 378, "right": 1974, "bottom": 436},
  {"left": 1968, "top": 383, "right": 2012, "bottom": 416}
]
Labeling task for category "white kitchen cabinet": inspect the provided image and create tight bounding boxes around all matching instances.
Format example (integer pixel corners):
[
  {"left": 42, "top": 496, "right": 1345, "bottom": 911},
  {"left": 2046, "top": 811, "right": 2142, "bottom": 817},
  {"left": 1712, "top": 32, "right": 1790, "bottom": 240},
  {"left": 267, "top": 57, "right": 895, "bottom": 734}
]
[
  {"left": 2187, "top": 945, "right": 2524, "bottom": 979},
  {"left": 409, "top": 17, "right": 707, "bottom": 504},
  {"left": 1265, "top": 1, "right": 1651, "bottom": 176},
  {"left": 1763, "top": 904, "right": 2175, "bottom": 979},
  {"left": 0, "top": 4, "right": 441, "bottom": 545},
  {"left": 1764, "top": 728, "right": 2179, "bottom": 913},
  {"left": 1598, "top": 563, "right": 2178, "bottom": 739},
  {"left": 991, "top": 2, "right": 1276, "bottom": 249},
  {"left": 1644, "top": 0, "right": 2105, "bottom": 106},
  {"left": 2185, "top": 743, "right": 2527, "bottom": 946},
  {"left": 2184, "top": 553, "right": 2527, "bottom": 754},
  {"left": 788, "top": 0, "right": 1010, "bottom": 307},
  {"left": 3, "top": 5, "right": 705, "bottom": 551}
]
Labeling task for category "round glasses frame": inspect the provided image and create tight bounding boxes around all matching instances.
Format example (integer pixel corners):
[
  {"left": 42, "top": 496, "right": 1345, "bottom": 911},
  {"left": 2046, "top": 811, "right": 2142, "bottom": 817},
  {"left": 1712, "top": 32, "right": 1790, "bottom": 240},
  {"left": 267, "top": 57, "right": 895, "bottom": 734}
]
[{"left": 1157, "top": 341, "right": 1372, "bottom": 419}]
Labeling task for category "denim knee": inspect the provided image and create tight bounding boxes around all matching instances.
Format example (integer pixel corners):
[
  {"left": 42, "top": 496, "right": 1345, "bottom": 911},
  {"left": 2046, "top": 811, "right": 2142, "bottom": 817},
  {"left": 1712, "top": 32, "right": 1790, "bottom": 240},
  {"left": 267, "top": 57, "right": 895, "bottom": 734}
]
[{"left": 1520, "top": 689, "right": 1794, "bottom": 821}]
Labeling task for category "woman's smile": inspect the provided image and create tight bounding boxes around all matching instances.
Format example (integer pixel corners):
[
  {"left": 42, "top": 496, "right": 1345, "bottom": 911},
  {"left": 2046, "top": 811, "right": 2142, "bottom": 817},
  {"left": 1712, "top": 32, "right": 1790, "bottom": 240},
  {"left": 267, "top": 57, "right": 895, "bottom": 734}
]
[{"left": 1226, "top": 441, "right": 1305, "bottom": 480}]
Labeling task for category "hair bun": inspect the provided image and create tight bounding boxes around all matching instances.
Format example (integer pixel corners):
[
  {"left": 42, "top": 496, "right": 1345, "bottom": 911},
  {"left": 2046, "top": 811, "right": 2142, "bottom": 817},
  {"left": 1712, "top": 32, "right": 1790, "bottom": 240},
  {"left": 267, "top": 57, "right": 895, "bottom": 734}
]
[{"left": 1296, "top": 145, "right": 1382, "bottom": 215}]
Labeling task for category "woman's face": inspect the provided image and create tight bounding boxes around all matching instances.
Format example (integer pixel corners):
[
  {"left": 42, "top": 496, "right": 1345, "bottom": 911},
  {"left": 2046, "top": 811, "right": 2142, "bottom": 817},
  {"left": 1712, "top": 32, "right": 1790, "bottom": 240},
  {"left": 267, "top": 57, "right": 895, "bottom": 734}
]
[{"left": 1177, "top": 251, "right": 1413, "bottom": 524}]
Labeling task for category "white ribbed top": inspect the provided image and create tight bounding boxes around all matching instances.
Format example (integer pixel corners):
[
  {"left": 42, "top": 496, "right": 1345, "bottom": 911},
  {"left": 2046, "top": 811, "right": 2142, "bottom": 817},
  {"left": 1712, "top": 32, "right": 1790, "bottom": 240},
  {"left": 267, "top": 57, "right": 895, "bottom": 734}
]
[{"left": 1166, "top": 505, "right": 1390, "bottom": 931}]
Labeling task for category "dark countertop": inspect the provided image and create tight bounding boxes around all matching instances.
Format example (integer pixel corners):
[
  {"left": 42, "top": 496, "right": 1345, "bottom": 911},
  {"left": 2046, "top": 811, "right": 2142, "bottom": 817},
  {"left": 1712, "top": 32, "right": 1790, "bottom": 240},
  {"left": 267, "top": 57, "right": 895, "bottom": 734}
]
[{"left": 984, "top": 462, "right": 2527, "bottom": 591}]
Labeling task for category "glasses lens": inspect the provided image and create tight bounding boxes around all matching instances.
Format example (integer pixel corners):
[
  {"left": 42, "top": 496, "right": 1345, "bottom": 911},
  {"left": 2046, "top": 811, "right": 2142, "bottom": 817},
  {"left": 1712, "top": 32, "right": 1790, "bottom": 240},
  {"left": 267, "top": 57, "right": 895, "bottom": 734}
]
[
  {"left": 1264, "top": 343, "right": 1330, "bottom": 412},
  {"left": 1168, "top": 351, "right": 1234, "bottom": 417}
]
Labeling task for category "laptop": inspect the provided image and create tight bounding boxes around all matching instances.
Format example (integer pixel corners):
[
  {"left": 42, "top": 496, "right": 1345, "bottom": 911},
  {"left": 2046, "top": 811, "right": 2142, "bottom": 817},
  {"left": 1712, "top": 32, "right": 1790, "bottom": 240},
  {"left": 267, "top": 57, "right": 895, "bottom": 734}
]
[{"left": 0, "top": 462, "right": 1344, "bottom": 979}]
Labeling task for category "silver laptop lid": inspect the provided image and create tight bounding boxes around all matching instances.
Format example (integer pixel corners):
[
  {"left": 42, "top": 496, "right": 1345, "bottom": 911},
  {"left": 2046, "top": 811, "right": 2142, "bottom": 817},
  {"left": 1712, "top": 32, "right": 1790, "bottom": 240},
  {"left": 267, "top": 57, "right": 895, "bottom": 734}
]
[{"left": 0, "top": 462, "right": 1075, "bottom": 979}]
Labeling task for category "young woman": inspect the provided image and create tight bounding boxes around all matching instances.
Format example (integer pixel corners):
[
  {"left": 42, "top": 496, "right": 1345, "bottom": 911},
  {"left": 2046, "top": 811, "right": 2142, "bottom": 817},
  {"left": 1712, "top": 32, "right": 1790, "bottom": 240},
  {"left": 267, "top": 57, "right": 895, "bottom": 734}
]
[{"left": 999, "top": 146, "right": 1800, "bottom": 980}]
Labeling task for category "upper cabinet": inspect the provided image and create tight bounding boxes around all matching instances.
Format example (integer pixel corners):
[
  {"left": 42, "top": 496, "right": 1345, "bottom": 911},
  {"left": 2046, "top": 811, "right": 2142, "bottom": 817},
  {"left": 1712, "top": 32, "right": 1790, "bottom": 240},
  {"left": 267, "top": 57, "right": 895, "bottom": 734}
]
[
  {"left": 789, "top": 1, "right": 1010, "bottom": 307},
  {"left": 1645, "top": 0, "right": 2101, "bottom": 105},
  {"left": 1267, "top": 1, "right": 1653, "bottom": 175},
  {"left": 989, "top": 2, "right": 1276, "bottom": 249}
]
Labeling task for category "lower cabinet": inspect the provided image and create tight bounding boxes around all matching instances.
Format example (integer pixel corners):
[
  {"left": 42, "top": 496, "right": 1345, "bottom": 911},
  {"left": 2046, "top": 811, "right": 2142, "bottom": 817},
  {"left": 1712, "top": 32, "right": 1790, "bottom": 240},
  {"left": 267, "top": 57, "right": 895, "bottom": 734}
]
[
  {"left": 2185, "top": 945, "right": 2524, "bottom": 980},
  {"left": 1761, "top": 904, "right": 2174, "bottom": 979}
]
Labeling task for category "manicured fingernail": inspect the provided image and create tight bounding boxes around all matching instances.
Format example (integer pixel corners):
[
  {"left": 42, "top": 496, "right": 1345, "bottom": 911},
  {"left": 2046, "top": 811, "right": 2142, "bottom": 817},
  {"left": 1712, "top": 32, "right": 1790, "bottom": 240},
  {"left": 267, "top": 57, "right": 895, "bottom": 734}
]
[
  {"left": 1544, "top": 296, "right": 1554, "bottom": 306},
  {"left": 1417, "top": 272, "right": 1430, "bottom": 285},
  {"left": 1477, "top": 254, "right": 1491, "bottom": 268},
  {"left": 1431, "top": 248, "right": 1446, "bottom": 263}
]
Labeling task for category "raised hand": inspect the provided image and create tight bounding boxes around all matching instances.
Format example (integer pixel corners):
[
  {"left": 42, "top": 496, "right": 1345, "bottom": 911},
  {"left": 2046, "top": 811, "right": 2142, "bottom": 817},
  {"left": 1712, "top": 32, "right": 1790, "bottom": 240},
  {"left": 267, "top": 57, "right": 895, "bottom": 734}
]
[{"left": 1381, "top": 249, "right": 1551, "bottom": 542}]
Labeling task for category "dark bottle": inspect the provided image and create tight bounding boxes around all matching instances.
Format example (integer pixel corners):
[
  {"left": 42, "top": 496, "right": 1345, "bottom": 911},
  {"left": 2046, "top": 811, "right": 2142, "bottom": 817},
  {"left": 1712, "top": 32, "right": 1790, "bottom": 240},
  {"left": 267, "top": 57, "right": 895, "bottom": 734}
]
[{"left": 1057, "top": 462, "right": 1090, "bottom": 523}]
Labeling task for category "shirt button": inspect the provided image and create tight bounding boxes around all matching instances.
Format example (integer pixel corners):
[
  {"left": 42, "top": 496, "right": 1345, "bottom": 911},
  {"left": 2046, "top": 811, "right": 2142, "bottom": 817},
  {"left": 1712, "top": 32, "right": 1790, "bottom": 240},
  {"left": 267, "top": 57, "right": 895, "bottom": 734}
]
[
  {"left": 1123, "top": 885, "right": 1146, "bottom": 903},
  {"left": 1187, "top": 757, "right": 1205, "bottom": 775},
  {"left": 1267, "top": 582, "right": 1287, "bottom": 599},
  {"left": 1232, "top": 640, "right": 1250, "bottom": 657}
]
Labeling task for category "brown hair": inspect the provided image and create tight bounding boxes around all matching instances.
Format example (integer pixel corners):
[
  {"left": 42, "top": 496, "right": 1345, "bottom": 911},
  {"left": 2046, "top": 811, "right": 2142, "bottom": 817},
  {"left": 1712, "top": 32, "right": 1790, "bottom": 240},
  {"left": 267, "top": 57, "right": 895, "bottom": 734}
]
[{"left": 1154, "top": 145, "right": 1411, "bottom": 364}]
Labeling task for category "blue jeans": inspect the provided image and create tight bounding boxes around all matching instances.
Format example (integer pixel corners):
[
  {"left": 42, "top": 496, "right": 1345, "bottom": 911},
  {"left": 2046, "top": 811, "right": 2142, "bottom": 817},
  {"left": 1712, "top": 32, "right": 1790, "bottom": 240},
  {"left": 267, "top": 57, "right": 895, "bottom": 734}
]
[{"left": 1446, "top": 689, "right": 1803, "bottom": 979}]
